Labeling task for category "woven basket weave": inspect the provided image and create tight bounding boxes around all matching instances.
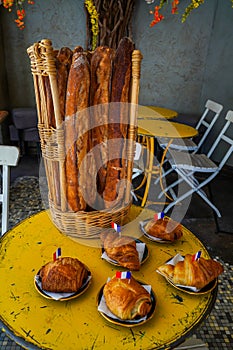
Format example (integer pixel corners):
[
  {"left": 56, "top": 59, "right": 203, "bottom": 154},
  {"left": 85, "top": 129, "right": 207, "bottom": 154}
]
[{"left": 27, "top": 39, "right": 142, "bottom": 239}]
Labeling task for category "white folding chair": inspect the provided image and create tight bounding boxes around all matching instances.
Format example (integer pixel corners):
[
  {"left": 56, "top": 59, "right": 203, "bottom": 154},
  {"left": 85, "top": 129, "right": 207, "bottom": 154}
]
[
  {"left": 132, "top": 142, "right": 144, "bottom": 179},
  {"left": 158, "top": 99, "right": 223, "bottom": 153},
  {"left": 160, "top": 110, "right": 233, "bottom": 217},
  {"left": 0, "top": 145, "right": 20, "bottom": 235},
  {"left": 155, "top": 99, "right": 223, "bottom": 186}
]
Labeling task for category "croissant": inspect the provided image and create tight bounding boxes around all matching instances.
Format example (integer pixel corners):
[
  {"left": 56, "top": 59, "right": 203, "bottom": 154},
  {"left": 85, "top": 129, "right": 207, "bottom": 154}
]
[
  {"left": 103, "top": 276, "right": 152, "bottom": 320},
  {"left": 100, "top": 231, "right": 140, "bottom": 271},
  {"left": 157, "top": 254, "right": 224, "bottom": 290},
  {"left": 39, "top": 257, "right": 88, "bottom": 293},
  {"left": 145, "top": 217, "right": 183, "bottom": 241}
]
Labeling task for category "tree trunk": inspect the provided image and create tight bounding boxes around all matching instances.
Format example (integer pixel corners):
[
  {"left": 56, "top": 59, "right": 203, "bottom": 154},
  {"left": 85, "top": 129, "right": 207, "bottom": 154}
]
[{"left": 85, "top": 0, "right": 135, "bottom": 50}]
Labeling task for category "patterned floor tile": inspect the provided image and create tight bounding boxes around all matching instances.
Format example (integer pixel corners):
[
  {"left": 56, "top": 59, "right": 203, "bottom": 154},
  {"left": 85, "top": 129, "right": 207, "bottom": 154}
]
[{"left": 0, "top": 177, "right": 232, "bottom": 349}]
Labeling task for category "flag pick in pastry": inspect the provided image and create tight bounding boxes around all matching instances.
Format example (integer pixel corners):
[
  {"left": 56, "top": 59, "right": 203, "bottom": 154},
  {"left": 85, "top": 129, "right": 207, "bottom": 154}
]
[
  {"left": 53, "top": 247, "right": 61, "bottom": 261},
  {"left": 192, "top": 250, "right": 201, "bottom": 261},
  {"left": 111, "top": 221, "right": 121, "bottom": 233},
  {"left": 154, "top": 212, "right": 164, "bottom": 221},
  {"left": 116, "top": 271, "right": 131, "bottom": 279}
]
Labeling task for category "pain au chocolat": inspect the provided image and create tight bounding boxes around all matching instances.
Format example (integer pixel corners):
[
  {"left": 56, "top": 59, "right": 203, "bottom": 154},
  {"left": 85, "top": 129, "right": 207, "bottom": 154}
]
[
  {"left": 103, "top": 275, "right": 152, "bottom": 320},
  {"left": 39, "top": 257, "right": 88, "bottom": 293}
]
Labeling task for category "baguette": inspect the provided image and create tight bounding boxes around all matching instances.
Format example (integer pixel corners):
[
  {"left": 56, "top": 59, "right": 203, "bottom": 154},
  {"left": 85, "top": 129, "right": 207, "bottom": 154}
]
[
  {"left": 103, "top": 38, "right": 134, "bottom": 207},
  {"left": 56, "top": 47, "right": 73, "bottom": 121},
  {"left": 74, "top": 52, "right": 92, "bottom": 210},
  {"left": 65, "top": 50, "right": 90, "bottom": 211},
  {"left": 90, "top": 46, "right": 115, "bottom": 197}
]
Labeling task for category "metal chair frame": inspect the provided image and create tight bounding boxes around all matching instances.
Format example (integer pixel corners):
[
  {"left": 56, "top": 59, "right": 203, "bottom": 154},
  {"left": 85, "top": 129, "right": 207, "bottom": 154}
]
[
  {"left": 158, "top": 99, "right": 223, "bottom": 153},
  {"left": 0, "top": 145, "right": 20, "bottom": 235},
  {"left": 160, "top": 110, "right": 233, "bottom": 217},
  {"left": 155, "top": 99, "right": 223, "bottom": 186}
]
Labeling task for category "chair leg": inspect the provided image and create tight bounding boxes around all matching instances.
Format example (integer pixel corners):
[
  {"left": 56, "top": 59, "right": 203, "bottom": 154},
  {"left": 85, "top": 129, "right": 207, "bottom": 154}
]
[
  {"left": 164, "top": 168, "right": 221, "bottom": 217},
  {"left": 154, "top": 165, "right": 173, "bottom": 186},
  {"left": 196, "top": 187, "right": 221, "bottom": 217},
  {"left": 164, "top": 184, "right": 221, "bottom": 217},
  {"left": 158, "top": 176, "right": 183, "bottom": 199},
  {"left": 1, "top": 165, "right": 10, "bottom": 235}
]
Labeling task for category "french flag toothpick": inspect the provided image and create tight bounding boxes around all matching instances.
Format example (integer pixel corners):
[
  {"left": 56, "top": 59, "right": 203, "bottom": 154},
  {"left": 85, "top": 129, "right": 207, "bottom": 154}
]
[
  {"left": 116, "top": 271, "right": 131, "bottom": 280},
  {"left": 53, "top": 247, "right": 61, "bottom": 261},
  {"left": 192, "top": 251, "right": 201, "bottom": 261},
  {"left": 111, "top": 221, "right": 121, "bottom": 233},
  {"left": 154, "top": 212, "right": 164, "bottom": 221}
]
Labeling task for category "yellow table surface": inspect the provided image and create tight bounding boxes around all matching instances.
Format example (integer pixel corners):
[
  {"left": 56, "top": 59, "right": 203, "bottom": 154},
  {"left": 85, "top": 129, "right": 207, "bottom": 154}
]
[
  {"left": 138, "top": 119, "right": 198, "bottom": 139},
  {"left": 0, "top": 207, "right": 216, "bottom": 350},
  {"left": 138, "top": 106, "right": 178, "bottom": 120}
]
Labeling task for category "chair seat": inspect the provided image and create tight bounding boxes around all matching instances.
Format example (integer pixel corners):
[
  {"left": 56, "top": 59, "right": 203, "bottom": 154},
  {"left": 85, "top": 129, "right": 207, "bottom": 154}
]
[
  {"left": 169, "top": 149, "right": 218, "bottom": 172},
  {"left": 158, "top": 100, "right": 223, "bottom": 156},
  {"left": 23, "top": 127, "right": 40, "bottom": 142},
  {"left": 158, "top": 137, "right": 198, "bottom": 151},
  {"left": 11, "top": 108, "right": 38, "bottom": 129},
  {"left": 161, "top": 110, "right": 233, "bottom": 218}
]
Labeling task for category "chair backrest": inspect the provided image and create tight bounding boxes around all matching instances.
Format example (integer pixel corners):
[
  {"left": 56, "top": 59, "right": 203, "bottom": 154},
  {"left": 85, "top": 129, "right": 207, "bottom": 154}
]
[
  {"left": 11, "top": 108, "right": 38, "bottom": 130},
  {"left": 0, "top": 145, "right": 20, "bottom": 235},
  {"left": 207, "top": 110, "right": 233, "bottom": 170},
  {"left": 194, "top": 99, "right": 223, "bottom": 152}
]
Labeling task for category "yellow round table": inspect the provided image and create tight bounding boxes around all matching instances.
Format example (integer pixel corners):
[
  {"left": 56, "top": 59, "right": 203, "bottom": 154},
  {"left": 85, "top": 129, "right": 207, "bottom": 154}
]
[
  {"left": 0, "top": 207, "right": 216, "bottom": 350},
  {"left": 138, "top": 106, "right": 178, "bottom": 120},
  {"left": 135, "top": 106, "right": 178, "bottom": 204},
  {"left": 136, "top": 119, "right": 198, "bottom": 207},
  {"left": 137, "top": 119, "right": 198, "bottom": 139}
]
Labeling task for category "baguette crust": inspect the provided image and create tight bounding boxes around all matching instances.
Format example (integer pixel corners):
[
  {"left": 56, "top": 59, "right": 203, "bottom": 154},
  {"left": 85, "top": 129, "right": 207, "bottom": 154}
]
[
  {"left": 103, "top": 38, "right": 134, "bottom": 207},
  {"left": 56, "top": 47, "right": 73, "bottom": 121},
  {"left": 90, "top": 47, "right": 115, "bottom": 196},
  {"left": 110, "top": 37, "right": 134, "bottom": 139},
  {"left": 74, "top": 53, "right": 92, "bottom": 210},
  {"left": 65, "top": 51, "right": 91, "bottom": 211},
  {"left": 103, "top": 276, "right": 152, "bottom": 320}
]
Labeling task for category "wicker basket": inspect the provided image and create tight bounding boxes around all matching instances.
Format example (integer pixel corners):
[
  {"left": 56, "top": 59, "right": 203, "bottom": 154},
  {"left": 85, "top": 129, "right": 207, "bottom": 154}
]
[{"left": 27, "top": 39, "right": 142, "bottom": 239}]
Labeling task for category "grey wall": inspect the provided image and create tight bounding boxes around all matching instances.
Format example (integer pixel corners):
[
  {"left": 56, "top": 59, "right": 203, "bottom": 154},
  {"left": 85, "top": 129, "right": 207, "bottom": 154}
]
[
  {"left": 0, "top": 0, "right": 233, "bottom": 164},
  {"left": 0, "top": 20, "right": 9, "bottom": 108},
  {"left": 0, "top": 0, "right": 86, "bottom": 109}
]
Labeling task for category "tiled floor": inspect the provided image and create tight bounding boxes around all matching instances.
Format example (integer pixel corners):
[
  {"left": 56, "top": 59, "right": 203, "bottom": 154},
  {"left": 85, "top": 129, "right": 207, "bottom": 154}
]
[{"left": 0, "top": 152, "right": 232, "bottom": 349}]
